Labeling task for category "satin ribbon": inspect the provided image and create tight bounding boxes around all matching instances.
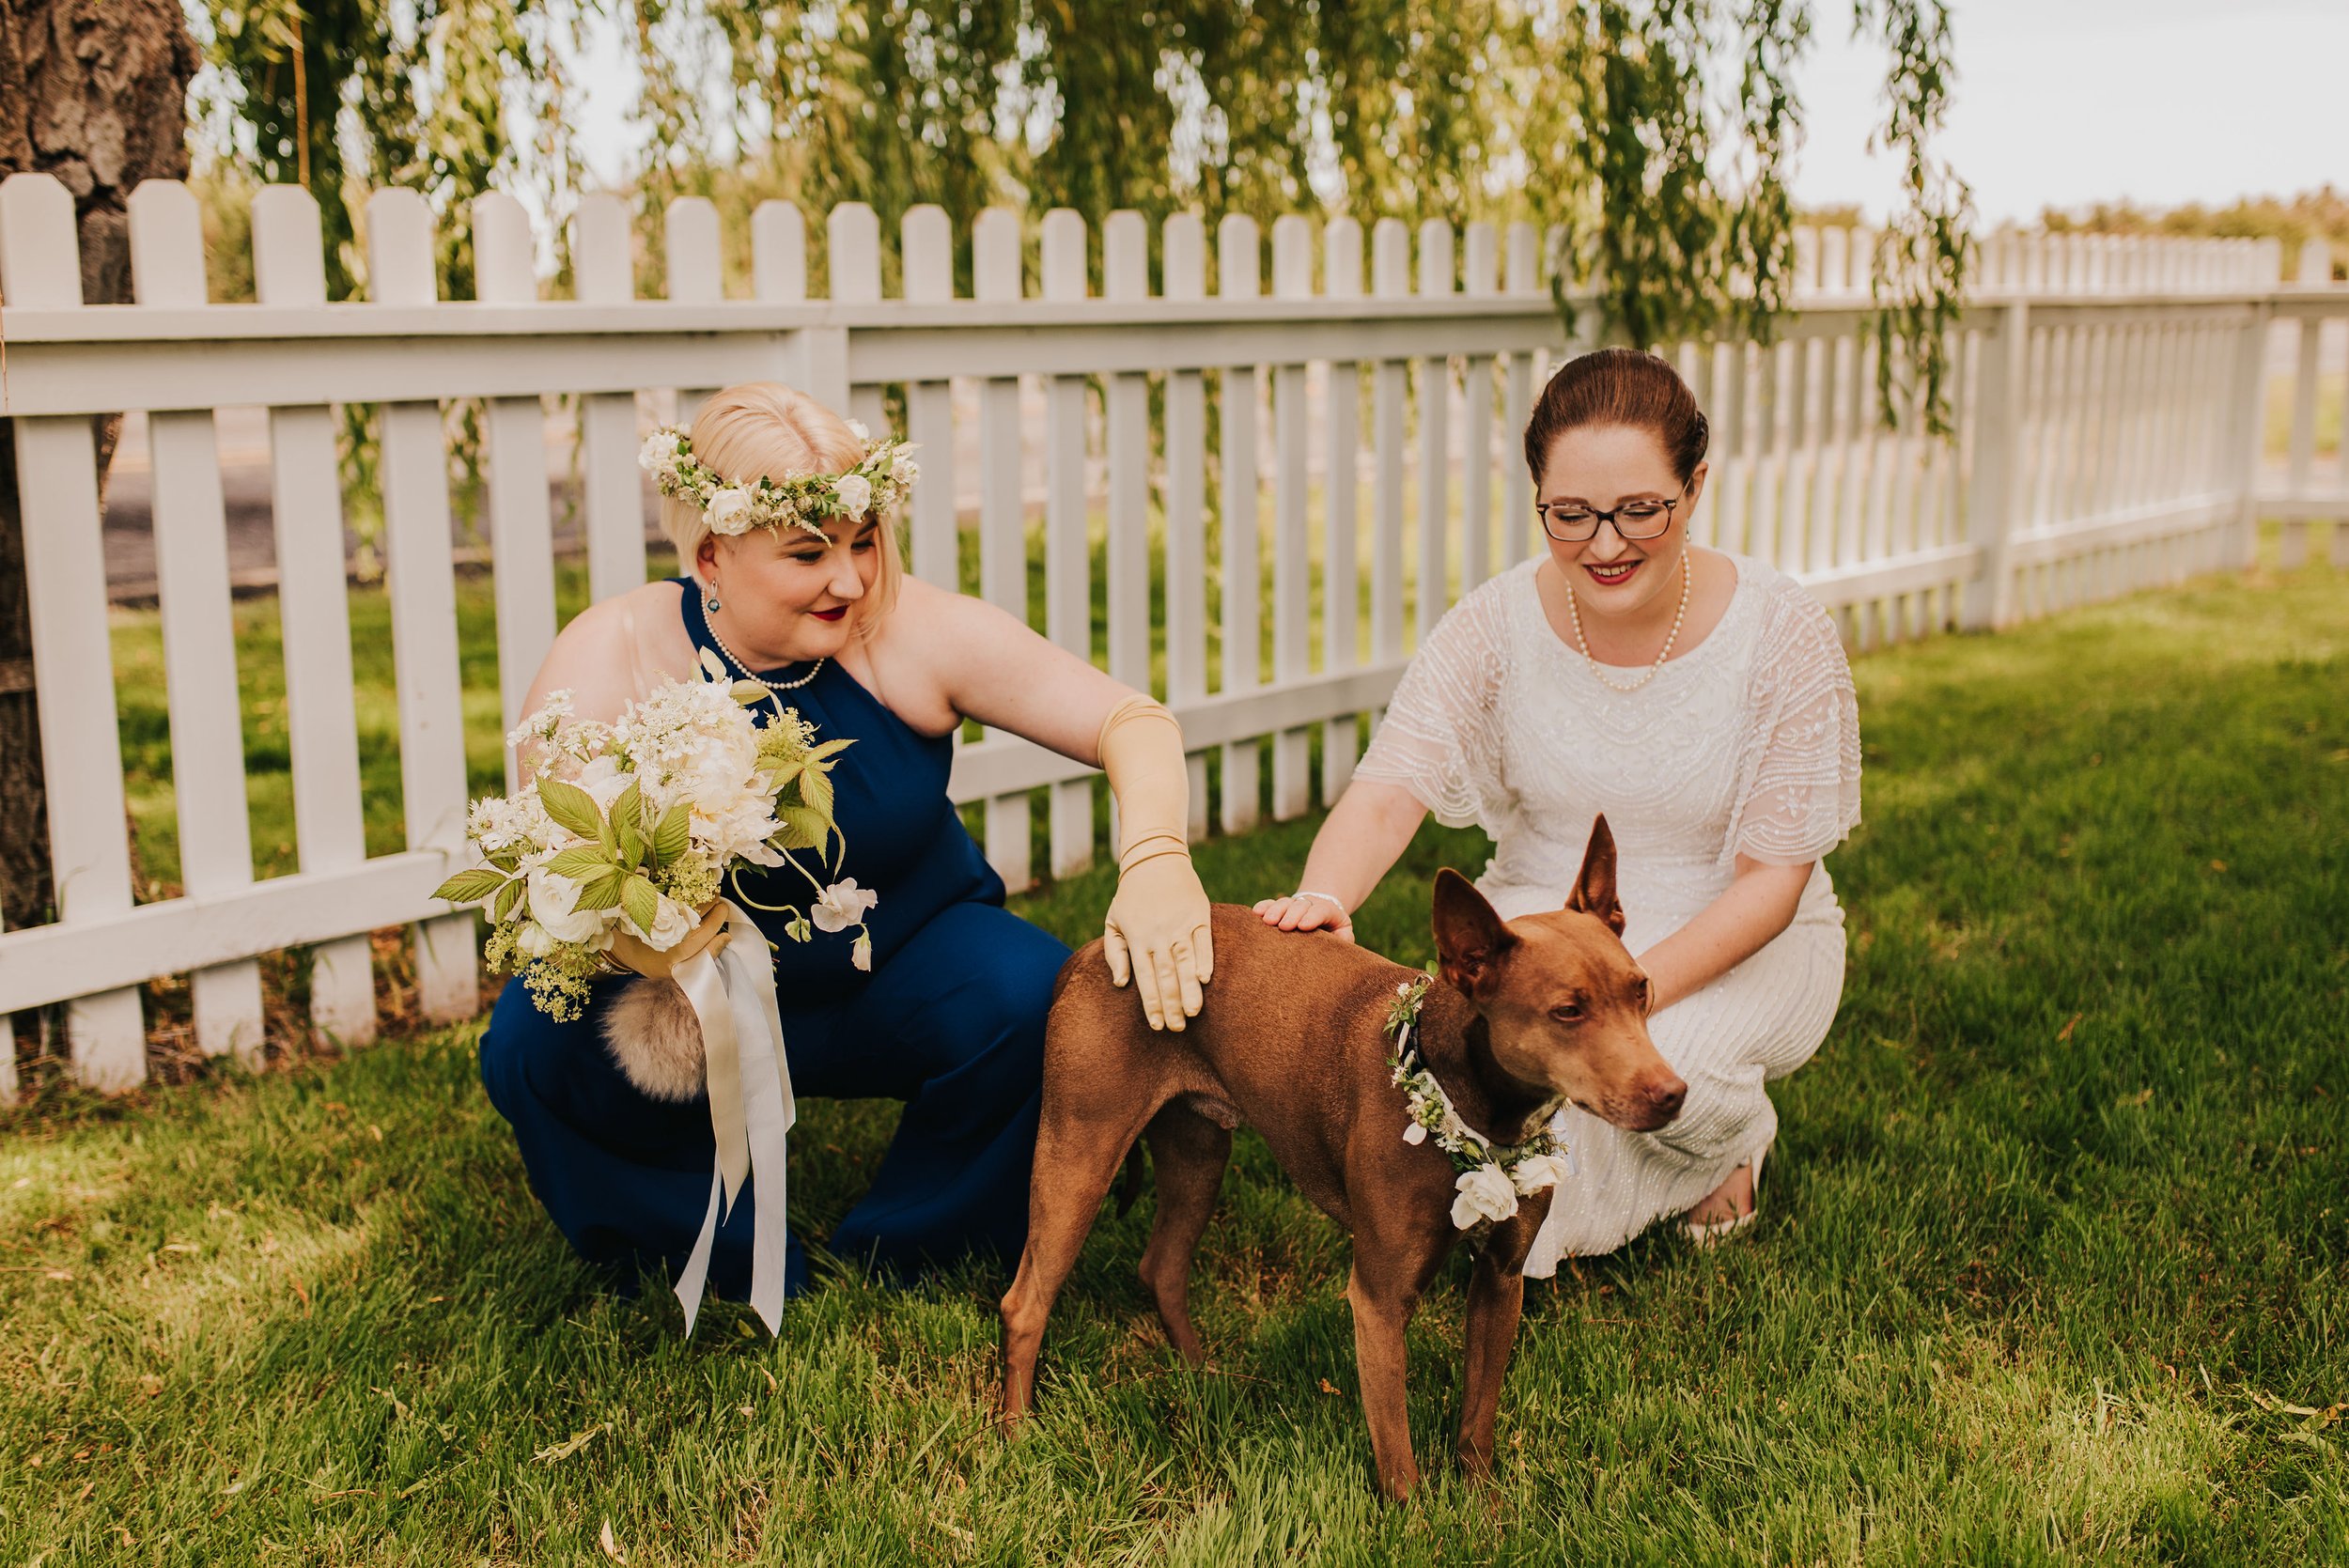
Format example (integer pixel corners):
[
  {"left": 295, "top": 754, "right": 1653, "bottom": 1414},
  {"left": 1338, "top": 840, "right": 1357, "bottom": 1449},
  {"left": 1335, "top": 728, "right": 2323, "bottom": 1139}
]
[{"left": 668, "top": 899, "right": 796, "bottom": 1336}]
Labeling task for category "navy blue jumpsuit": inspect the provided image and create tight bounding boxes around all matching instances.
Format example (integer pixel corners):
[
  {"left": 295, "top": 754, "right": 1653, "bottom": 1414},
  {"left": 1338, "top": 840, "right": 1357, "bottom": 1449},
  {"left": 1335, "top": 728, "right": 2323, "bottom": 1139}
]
[{"left": 478, "top": 582, "right": 1070, "bottom": 1299}]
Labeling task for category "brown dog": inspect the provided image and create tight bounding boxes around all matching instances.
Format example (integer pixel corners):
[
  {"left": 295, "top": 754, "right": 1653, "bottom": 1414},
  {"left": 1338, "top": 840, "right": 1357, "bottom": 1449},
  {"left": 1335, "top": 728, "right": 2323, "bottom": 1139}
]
[{"left": 997, "top": 816, "right": 1687, "bottom": 1498}]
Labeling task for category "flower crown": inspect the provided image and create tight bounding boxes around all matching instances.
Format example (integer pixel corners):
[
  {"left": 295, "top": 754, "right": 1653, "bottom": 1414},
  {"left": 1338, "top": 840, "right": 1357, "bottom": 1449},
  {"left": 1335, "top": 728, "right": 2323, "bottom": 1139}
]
[{"left": 637, "top": 419, "right": 920, "bottom": 538}]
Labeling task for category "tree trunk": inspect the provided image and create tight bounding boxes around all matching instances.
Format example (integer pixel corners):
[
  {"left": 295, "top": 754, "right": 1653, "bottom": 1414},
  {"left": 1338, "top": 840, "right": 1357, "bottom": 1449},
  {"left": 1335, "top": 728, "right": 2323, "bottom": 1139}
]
[{"left": 0, "top": 0, "right": 196, "bottom": 939}]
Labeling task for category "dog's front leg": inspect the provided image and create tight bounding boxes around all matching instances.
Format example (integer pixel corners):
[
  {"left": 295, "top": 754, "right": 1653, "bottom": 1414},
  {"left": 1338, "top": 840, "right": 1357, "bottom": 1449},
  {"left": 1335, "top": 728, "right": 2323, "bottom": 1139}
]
[
  {"left": 1344, "top": 1262, "right": 1422, "bottom": 1499},
  {"left": 1456, "top": 1207, "right": 1542, "bottom": 1483}
]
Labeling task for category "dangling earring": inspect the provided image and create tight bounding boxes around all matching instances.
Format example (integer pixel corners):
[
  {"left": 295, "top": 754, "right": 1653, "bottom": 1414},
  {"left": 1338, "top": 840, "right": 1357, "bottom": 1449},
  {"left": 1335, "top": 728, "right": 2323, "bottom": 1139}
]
[{"left": 705, "top": 579, "right": 722, "bottom": 613}]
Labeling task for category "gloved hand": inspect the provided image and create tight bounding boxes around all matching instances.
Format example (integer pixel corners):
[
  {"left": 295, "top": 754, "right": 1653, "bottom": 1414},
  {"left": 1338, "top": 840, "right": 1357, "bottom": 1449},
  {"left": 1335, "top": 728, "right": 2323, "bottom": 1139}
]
[
  {"left": 606, "top": 899, "right": 733, "bottom": 981},
  {"left": 1104, "top": 846, "right": 1213, "bottom": 1032},
  {"left": 1097, "top": 695, "right": 1213, "bottom": 1031}
]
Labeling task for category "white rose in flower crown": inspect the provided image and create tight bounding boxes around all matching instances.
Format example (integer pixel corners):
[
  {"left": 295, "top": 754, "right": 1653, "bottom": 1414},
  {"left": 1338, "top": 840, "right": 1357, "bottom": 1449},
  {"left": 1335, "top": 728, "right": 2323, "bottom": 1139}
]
[
  {"left": 639, "top": 431, "right": 679, "bottom": 479},
  {"left": 1450, "top": 1163, "right": 1519, "bottom": 1229},
  {"left": 813, "top": 877, "right": 879, "bottom": 933},
  {"left": 1509, "top": 1152, "right": 1572, "bottom": 1196},
  {"left": 847, "top": 418, "right": 870, "bottom": 441},
  {"left": 705, "top": 486, "right": 754, "bottom": 536},
  {"left": 527, "top": 865, "right": 610, "bottom": 947},
  {"left": 833, "top": 473, "right": 873, "bottom": 517}
]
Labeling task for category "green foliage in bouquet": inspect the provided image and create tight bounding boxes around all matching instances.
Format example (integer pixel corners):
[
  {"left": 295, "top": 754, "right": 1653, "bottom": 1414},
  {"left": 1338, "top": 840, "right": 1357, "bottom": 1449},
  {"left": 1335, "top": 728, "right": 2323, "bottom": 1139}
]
[{"left": 428, "top": 675, "right": 861, "bottom": 1021}]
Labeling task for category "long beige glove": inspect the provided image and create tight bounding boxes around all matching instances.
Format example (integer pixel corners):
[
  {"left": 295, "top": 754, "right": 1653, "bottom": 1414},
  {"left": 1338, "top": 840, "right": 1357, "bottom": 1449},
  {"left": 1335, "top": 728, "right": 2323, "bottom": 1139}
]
[
  {"left": 607, "top": 900, "right": 732, "bottom": 981},
  {"left": 1097, "top": 696, "right": 1213, "bottom": 1032}
]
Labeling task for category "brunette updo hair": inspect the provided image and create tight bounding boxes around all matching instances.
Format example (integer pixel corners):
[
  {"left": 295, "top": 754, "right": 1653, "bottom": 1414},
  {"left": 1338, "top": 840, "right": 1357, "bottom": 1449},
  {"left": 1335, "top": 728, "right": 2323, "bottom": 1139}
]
[{"left": 1522, "top": 347, "right": 1710, "bottom": 488}]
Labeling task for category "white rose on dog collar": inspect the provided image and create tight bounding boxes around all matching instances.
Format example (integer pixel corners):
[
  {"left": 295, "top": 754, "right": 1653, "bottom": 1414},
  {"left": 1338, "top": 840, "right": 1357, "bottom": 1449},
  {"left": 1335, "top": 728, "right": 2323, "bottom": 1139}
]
[{"left": 1385, "top": 972, "right": 1573, "bottom": 1230}]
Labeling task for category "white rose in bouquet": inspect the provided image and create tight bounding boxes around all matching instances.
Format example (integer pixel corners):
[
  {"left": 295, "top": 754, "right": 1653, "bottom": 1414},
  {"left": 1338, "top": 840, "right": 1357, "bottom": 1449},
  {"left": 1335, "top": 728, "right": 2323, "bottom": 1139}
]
[
  {"left": 573, "top": 753, "right": 633, "bottom": 814},
  {"left": 644, "top": 893, "right": 699, "bottom": 952},
  {"left": 1450, "top": 1164, "right": 1519, "bottom": 1229},
  {"left": 527, "top": 865, "right": 611, "bottom": 948}
]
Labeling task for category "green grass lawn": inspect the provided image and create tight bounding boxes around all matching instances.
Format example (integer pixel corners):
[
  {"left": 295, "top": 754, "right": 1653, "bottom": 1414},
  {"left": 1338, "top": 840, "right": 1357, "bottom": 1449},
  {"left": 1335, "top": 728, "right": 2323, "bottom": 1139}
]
[{"left": 8, "top": 563, "right": 2346, "bottom": 1563}]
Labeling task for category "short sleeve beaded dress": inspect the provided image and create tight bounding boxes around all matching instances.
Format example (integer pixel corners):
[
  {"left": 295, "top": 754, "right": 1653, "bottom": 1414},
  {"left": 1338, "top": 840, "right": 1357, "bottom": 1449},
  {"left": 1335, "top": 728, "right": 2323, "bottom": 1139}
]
[{"left": 1351, "top": 551, "right": 1860, "bottom": 1268}]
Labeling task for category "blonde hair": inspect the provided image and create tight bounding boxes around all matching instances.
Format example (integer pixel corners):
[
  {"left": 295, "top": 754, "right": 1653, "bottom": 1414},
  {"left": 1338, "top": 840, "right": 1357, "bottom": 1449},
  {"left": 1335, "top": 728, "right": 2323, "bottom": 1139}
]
[{"left": 661, "top": 381, "right": 904, "bottom": 634}]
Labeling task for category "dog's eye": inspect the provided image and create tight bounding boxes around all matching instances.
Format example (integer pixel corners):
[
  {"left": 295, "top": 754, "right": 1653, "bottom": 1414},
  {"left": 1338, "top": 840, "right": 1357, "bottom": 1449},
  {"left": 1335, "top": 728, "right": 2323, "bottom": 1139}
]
[{"left": 1549, "top": 1002, "right": 1584, "bottom": 1023}]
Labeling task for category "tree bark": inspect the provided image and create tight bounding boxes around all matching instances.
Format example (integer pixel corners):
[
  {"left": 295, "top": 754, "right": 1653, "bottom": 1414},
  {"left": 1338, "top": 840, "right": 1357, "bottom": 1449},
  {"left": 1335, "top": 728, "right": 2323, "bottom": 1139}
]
[{"left": 0, "top": 0, "right": 196, "bottom": 934}]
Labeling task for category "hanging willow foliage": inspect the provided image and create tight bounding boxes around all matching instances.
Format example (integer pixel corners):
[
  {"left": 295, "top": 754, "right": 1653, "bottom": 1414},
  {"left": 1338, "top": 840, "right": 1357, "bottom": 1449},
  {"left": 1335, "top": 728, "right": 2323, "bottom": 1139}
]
[{"left": 190, "top": 0, "right": 1968, "bottom": 428}]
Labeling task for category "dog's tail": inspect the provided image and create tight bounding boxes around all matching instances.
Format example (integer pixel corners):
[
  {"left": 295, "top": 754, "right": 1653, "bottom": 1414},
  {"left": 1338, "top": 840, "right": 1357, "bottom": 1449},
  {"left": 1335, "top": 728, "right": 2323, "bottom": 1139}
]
[{"left": 1114, "top": 1141, "right": 1147, "bottom": 1217}]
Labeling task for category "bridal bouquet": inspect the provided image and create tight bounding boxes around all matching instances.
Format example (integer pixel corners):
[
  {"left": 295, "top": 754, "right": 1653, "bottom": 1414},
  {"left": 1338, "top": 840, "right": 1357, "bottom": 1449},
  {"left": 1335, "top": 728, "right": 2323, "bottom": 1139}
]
[{"left": 431, "top": 650, "right": 879, "bottom": 1019}]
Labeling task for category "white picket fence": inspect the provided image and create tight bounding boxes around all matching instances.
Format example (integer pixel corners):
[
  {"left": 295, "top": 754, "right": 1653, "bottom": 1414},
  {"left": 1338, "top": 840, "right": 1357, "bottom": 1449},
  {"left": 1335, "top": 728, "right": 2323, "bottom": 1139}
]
[{"left": 0, "top": 170, "right": 2344, "bottom": 1096}]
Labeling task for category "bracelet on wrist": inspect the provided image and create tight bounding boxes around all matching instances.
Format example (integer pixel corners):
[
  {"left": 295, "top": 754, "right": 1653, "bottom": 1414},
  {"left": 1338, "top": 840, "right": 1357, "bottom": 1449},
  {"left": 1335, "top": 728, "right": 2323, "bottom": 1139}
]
[{"left": 1293, "top": 889, "right": 1349, "bottom": 920}]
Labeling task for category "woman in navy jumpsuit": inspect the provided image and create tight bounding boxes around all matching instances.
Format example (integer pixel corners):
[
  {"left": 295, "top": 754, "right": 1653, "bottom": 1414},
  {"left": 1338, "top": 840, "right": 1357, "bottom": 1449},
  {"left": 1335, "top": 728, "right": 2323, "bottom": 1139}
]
[
  {"left": 480, "top": 584, "right": 1068, "bottom": 1298},
  {"left": 474, "top": 380, "right": 1215, "bottom": 1309}
]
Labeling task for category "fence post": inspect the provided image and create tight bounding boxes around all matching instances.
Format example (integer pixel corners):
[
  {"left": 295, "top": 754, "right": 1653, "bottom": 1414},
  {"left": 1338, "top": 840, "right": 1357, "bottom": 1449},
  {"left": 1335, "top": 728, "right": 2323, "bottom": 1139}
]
[
  {"left": 2221, "top": 268, "right": 2277, "bottom": 572},
  {"left": 898, "top": 204, "right": 958, "bottom": 589},
  {"left": 1963, "top": 300, "right": 2029, "bottom": 629},
  {"left": 972, "top": 207, "right": 1033, "bottom": 889},
  {"left": 570, "top": 192, "right": 647, "bottom": 600},
  {"left": 827, "top": 203, "right": 886, "bottom": 433},
  {"left": 2282, "top": 240, "right": 2331, "bottom": 569},
  {"left": 252, "top": 183, "right": 378, "bottom": 1048},
  {"left": 1218, "top": 212, "right": 1263, "bottom": 834},
  {"left": 129, "top": 180, "right": 268, "bottom": 1067},
  {"left": 1040, "top": 208, "right": 1095, "bottom": 874},
  {"left": 0, "top": 173, "right": 148, "bottom": 1089}
]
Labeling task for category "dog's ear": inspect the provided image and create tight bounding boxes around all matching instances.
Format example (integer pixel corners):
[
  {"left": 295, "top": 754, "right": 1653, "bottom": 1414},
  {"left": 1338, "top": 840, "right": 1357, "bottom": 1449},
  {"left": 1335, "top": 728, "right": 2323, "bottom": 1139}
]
[
  {"left": 1433, "top": 867, "right": 1517, "bottom": 995},
  {"left": 1563, "top": 815, "right": 1626, "bottom": 937}
]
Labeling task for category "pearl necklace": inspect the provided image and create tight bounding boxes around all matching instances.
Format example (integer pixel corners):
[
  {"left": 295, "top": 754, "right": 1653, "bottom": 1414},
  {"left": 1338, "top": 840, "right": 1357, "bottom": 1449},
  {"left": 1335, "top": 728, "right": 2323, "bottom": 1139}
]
[
  {"left": 1564, "top": 551, "right": 1691, "bottom": 693},
  {"left": 701, "top": 598, "right": 827, "bottom": 691}
]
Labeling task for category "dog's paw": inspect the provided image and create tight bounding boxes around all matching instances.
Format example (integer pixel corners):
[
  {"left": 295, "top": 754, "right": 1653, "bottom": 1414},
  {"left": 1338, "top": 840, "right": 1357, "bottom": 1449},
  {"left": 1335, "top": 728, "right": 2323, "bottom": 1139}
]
[{"left": 600, "top": 976, "right": 707, "bottom": 1101}]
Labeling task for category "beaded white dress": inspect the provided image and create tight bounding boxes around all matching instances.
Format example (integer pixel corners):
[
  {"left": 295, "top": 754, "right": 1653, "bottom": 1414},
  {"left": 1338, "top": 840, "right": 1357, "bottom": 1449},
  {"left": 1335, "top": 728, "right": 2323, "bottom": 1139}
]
[{"left": 1351, "top": 551, "right": 1861, "bottom": 1271}]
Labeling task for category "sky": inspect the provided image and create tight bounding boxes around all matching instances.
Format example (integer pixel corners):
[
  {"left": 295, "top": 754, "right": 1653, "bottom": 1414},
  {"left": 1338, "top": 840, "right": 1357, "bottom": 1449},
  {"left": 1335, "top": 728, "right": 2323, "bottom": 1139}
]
[
  {"left": 1794, "top": 0, "right": 2349, "bottom": 224},
  {"left": 567, "top": 0, "right": 2349, "bottom": 226}
]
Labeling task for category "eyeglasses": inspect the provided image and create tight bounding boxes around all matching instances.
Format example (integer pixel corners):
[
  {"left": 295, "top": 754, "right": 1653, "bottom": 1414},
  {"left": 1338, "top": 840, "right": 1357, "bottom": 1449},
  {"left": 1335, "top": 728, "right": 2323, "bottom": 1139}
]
[{"left": 1535, "top": 483, "right": 1690, "bottom": 544}]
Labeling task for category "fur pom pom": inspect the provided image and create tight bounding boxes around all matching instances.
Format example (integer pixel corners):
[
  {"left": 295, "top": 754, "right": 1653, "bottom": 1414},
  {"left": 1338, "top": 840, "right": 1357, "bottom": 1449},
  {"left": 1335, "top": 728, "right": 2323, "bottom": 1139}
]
[{"left": 600, "top": 976, "right": 708, "bottom": 1102}]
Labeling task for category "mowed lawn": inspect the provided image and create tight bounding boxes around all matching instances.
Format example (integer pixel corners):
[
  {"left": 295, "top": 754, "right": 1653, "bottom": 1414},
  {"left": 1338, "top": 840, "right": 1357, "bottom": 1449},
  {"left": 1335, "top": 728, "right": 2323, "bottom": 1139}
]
[{"left": 5, "top": 564, "right": 2345, "bottom": 1564}]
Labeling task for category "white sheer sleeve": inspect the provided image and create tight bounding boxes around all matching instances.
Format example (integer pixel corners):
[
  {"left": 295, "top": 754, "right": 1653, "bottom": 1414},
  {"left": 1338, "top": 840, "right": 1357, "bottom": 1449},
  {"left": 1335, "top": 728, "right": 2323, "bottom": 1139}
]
[
  {"left": 1725, "top": 578, "right": 1862, "bottom": 865},
  {"left": 1350, "top": 579, "right": 1516, "bottom": 829}
]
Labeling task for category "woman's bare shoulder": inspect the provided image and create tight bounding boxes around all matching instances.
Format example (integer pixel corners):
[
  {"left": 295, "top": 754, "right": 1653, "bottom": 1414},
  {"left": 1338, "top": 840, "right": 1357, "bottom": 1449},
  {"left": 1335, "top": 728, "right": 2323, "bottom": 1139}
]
[{"left": 526, "top": 580, "right": 696, "bottom": 722}]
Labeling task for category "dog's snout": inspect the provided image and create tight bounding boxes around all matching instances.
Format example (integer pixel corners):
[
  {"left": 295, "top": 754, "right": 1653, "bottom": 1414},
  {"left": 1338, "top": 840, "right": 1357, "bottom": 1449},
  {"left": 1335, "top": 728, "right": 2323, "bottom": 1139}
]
[{"left": 1647, "top": 1076, "right": 1688, "bottom": 1125}]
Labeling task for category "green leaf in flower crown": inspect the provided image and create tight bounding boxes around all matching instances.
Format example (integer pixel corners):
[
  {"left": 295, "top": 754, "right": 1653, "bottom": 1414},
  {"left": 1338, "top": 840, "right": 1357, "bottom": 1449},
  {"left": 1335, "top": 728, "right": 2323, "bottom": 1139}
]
[
  {"left": 650, "top": 802, "right": 692, "bottom": 865},
  {"left": 620, "top": 874, "right": 661, "bottom": 937},
  {"left": 431, "top": 867, "right": 509, "bottom": 905},
  {"left": 545, "top": 846, "right": 613, "bottom": 881},
  {"left": 574, "top": 868, "right": 627, "bottom": 912},
  {"left": 537, "top": 778, "right": 605, "bottom": 843},
  {"left": 493, "top": 877, "right": 527, "bottom": 923}
]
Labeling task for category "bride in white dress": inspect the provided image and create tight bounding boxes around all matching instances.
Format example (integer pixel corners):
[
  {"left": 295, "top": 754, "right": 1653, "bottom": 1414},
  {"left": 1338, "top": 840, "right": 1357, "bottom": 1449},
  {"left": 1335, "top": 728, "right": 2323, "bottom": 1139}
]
[{"left": 1254, "top": 347, "right": 1859, "bottom": 1271}]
